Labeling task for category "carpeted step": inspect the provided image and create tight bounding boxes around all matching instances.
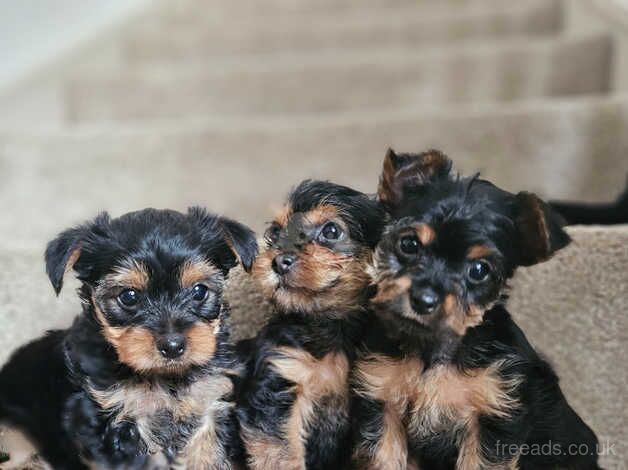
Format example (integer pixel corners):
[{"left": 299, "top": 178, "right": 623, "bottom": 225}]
[
  {"left": 0, "top": 224, "right": 626, "bottom": 469},
  {"left": 1, "top": 96, "right": 628, "bottom": 252},
  {"left": 124, "top": 1, "right": 562, "bottom": 61},
  {"left": 65, "top": 34, "right": 612, "bottom": 123}
]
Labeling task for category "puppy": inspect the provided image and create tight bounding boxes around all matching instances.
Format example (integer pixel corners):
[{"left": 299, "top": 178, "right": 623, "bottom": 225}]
[
  {"left": 0, "top": 208, "right": 257, "bottom": 469},
  {"left": 237, "top": 180, "right": 386, "bottom": 470},
  {"left": 352, "top": 150, "right": 601, "bottom": 470}
]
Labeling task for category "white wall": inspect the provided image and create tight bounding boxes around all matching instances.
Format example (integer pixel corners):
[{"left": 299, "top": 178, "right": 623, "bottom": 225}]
[{"left": 0, "top": 0, "right": 149, "bottom": 90}]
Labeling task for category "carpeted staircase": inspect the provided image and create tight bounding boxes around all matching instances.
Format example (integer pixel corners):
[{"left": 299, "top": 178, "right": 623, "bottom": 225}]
[{"left": 0, "top": 0, "right": 626, "bottom": 467}]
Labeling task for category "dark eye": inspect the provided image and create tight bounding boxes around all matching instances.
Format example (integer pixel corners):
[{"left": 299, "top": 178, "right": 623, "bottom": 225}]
[
  {"left": 398, "top": 235, "right": 420, "bottom": 256},
  {"left": 320, "top": 222, "right": 341, "bottom": 241},
  {"left": 118, "top": 289, "right": 139, "bottom": 308},
  {"left": 468, "top": 260, "right": 491, "bottom": 283},
  {"left": 192, "top": 284, "right": 209, "bottom": 302},
  {"left": 265, "top": 224, "right": 281, "bottom": 244}
]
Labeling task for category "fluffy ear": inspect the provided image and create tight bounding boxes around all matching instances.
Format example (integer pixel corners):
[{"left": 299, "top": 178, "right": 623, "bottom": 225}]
[
  {"left": 218, "top": 216, "right": 259, "bottom": 272},
  {"left": 378, "top": 148, "right": 452, "bottom": 208},
  {"left": 44, "top": 213, "right": 110, "bottom": 295},
  {"left": 515, "top": 192, "right": 571, "bottom": 266},
  {"left": 188, "top": 207, "right": 258, "bottom": 273}
]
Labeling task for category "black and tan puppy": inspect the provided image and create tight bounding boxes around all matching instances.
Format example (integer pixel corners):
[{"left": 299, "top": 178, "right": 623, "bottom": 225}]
[
  {"left": 352, "top": 150, "right": 600, "bottom": 469},
  {"left": 0, "top": 208, "right": 257, "bottom": 469},
  {"left": 237, "top": 180, "right": 386, "bottom": 470}
]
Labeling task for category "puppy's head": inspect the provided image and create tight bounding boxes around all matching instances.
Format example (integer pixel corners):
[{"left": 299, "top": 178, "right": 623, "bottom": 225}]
[
  {"left": 253, "top": 180, "right": 385, "bottom": 314},
  {"left": 372, "top": 149, "right": 570, "bottom": 341},
  {"left": 45, "top": 208, "right": 257, "bottom": 375}
]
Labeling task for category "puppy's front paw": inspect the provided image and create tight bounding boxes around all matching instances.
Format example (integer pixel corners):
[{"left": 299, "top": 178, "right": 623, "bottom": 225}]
[{"left": 104, "top": 421, "right": 146, "bottom": 465}]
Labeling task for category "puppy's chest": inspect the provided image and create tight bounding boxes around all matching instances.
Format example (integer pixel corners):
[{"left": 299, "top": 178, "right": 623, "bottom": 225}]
[
  {"left": 355, "top": 355, "right": 518, "bottom": 439},
  {"left": 89, "top": 375, "right": 233, "bottom": 458},
  {"left": 269, "top": 346, "right": 351, "bottom": 432}
]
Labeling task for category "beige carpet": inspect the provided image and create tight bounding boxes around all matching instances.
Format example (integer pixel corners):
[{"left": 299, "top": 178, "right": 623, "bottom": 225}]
[{"left": 0, "top": 0, "right": 626, "bottom": 467}]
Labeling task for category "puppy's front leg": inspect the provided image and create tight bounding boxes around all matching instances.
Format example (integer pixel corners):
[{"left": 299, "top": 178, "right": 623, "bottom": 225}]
[
  {"left": 64, "top": 391, "right": 148, "bottom": 469},
  {"left": 352, "top": 396, "right": 409, "bottom": 470}
]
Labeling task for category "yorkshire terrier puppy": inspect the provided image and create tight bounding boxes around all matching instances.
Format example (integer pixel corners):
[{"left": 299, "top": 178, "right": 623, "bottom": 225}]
[
  {"left": 352, "top": 150, "right": 600, "bottom": 470},
  {"left": 237, "top": 180, "right": 386, "bottom": 470},
  {"left": 0, "top": 208, "right": 257, "bottom": 469}
]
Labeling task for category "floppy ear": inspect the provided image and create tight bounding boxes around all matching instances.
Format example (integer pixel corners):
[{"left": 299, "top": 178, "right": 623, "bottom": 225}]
[
  {"left": 515, "top": 192, "right": 571, "bottom": 266},
  {"left": 44, "top": 213, "right": 110, "bottom": 295},
  {"left": 188, "top": 207, "right": 258, "bottom": 273},
  {"left": 378, "top": 148, "right": 452, "bottom": 208},
  {"left": 45, "top": 228, "right": 83, "bottom": 295},
  {"left": 218, "top": 216, "right": 259, "bottom": 272}
]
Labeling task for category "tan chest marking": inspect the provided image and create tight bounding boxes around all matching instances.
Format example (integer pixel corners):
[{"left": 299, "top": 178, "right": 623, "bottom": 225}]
[
  {"left": 89, "top": 375, "right": 233, "bottom": 458},
  {"left": 245, "top": 348, "right": 350, "bottom": 470},
  {"left": 355, "top": 356, "right": 521, "bottom": 469}
]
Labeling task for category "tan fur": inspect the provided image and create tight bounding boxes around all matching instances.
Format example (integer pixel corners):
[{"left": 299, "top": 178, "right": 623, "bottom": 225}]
[
  {"left": 378, "top": 149, "right": 450, "bottom": 206},
  {"left": 90, "top": 374, "right": 233, "bottom": 457},
  {"left": 516, "top": 192, "right": 554, "bottom": 264},
  {"left": 443, "top": 294, "right": 485, "bottom": 337},
  {"left": 355, "top": 356, "right": 521, "bottom": 469},
  {"left": 378, "top": 148, "right": 402, "bottom": 206},
  {"left": 257, "top": 348, "right": 350, "bottom": 470},
  {"left": 252, "top": 245, "right": 372, "bottom": 314},
  {"left": 103, "top": 260, "right": 149, "bottom": 290},
  {"left": 372, "top": 276, "right": 412, "bottom": 304},
  {"left": 372, "top": 406, "right": 409, "bottom": 470},
  {"left": 457, "top": 418, "right": 520, "bottom": 470},
  {"left": 302, "top": 204, "right": 338, "bottom": 226},
  {"left": 185, "top": 321, "right": 219, "bottom": 366},
  {"left": 274, "top": 206, "right": 293, "bottom": 227},
  {"left": 177, "top": 395, "right": 234, "bottom": 470},
  {"left": 355, "top": 355, "right": 424, "bottom": 410},
  {"left": 179, "top": 259, "right": 219, "bottom": 288},
  {"left": 64, "top": 247, "right": 82, "bottom": 274},
  {"left": 241, "top": 428, "right": 297, "bottom": 470},
  {"left": 92, "top": 297, "right": 218, "bottom": 374},
  {"left": 415, "top": 224, "right": 436, "bottom": 246},
  {"left": 466, "top": 245, "right": 493, "bottom": 260}
]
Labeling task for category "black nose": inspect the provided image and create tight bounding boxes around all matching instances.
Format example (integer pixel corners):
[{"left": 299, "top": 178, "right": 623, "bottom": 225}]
[
  {"left": 411, "top": 287, "right": 441, "bottom": 315},
  {"left": 272, "top": 253, "right": 296, "bottom": 275},
  {"left": 157, "top": 334, "right": 186, "bottom": 359}
]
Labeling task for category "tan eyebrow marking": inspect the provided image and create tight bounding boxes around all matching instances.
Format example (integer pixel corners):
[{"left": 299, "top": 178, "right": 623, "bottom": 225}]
[
  {"left": 274, "top": 205, "right": 293, "bottom": 227},
  {"left": 303, "top": 204, "right": 339, "bottom": 226},
  {"left": 105, "top": 260, "right": 149, "bottom": 290},
  {"left": 415, "top": 224, "right": 436, "bottom": 246},
  {"left": 467, "top": 245, "right": 493, "bottom": 259},
  {"left": 179, "top": 259, "right": 220, "bottom": 288}
]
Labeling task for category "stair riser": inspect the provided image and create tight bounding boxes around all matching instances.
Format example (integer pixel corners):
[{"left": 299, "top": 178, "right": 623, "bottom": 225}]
[
  {"left": 152, "top": 0, "right": 509, "bottom": 18},
  {"left": 2, "top": 99, "right": 627, "bottom": 251},
  {"left": 125, "top": 3, "right": 562, "bottom": 61},
  {"left": 66, "top": 36, "right": 612, "bottom": 122}
]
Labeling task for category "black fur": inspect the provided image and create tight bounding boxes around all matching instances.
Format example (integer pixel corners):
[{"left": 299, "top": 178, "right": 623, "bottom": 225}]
[
  {"left": 353, "top": 150, "right": 601, "bottom": 469},
  {"left": 0, "top": 208, "right": 257, "bottom": 469},
  {"left": 237, "top": 180, "right": 385, "bottom": 469},
  {"left": 549, "top": 177, "right": 628, "bottom": 225}
]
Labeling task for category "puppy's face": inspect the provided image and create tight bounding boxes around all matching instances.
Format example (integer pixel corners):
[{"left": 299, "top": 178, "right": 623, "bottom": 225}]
[
  {"left": 252, "top": 180, "right": 385, "bottom": 314},
  {"left": 45, "top": 208, "right": 257, "bottom": 375},
  {"left": 373, "top": 209, "right": 510, "bottom": 338},
  {"left": 373, "top": 149, "right": 570, "bottom": 339}
]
